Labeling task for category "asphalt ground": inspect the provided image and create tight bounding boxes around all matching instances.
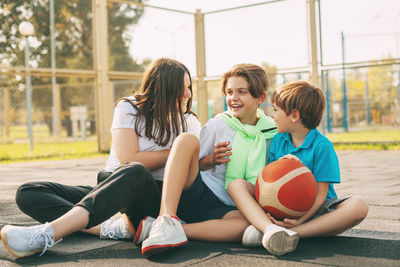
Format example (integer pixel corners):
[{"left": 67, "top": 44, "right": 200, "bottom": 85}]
[{"left": 0, "top": 150, "right": 399, "bottom": 266}]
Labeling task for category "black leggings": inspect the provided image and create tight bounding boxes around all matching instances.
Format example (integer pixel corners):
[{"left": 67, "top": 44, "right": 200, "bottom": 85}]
[{"left": 15, "top": 162, "right": 162, "bottom": 229}]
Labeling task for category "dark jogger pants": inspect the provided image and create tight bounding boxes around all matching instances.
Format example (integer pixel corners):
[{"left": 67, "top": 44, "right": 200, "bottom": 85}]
[{"left": 15, "top": 162, "right": 162, "bottom": 229}]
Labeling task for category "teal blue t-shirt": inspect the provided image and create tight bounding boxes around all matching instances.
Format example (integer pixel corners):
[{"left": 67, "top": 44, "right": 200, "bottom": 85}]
[{"left": 268, "top": 129, "right": 340, "bottom": 200}]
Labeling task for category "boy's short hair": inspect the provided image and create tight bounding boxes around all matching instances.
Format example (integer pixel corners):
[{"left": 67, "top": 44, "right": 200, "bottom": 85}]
[
  {"left": 222, "top": 64, "right": 269, "bottom": 98},
  {"left": 272, "top": 81, "right": 325, "bottom": 129}
]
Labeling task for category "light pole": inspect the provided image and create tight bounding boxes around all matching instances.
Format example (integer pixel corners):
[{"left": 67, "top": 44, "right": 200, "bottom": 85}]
[
  {"left": 19, "top": 21, "right": 35, "bottom": 152},
  {"left": 341, "top": 31, "right": 348, "bottom": 132}
]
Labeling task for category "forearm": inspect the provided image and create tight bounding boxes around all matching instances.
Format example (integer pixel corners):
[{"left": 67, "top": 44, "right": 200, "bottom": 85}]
[
  {"left": 199, "top": 154, "right": 214, "bottom": 171},
  {"left": 296, "top": 194, "right": 325, "bottom": 224},
  {"left": 118, "top": 149, "right": 170, "bottom": 171}
]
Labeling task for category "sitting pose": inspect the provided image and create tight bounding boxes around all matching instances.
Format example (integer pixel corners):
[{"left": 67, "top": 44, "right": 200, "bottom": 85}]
[
  {"left": 0, "top": 58, "right": 201, "bottom": 258},
  {"left": 139, "top": 64, "right": 300, "bottom": 256},
  {"left": 228, "top": 80, "right": 369, "bottom": 251}
]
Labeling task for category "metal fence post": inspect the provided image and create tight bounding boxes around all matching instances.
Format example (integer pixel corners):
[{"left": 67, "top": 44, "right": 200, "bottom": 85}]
[
  {"left": 92, "top": 0, "right": 112, "bottom": 152},
  {"left": 195, "top": 9, "right": 208, "bottom": 124},
  {"left": 325, "top": 71, "right": 332, "bottom": 132}
]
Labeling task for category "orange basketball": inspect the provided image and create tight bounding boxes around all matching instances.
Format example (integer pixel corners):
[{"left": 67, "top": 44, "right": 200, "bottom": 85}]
[{"left": 255, "top": 158, "right": 317, "bottom": 220}]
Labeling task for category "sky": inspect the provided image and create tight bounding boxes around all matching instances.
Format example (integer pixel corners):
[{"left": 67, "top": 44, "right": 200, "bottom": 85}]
[{"left": 128, "top": 0, "right": 400, "bottom": 77}]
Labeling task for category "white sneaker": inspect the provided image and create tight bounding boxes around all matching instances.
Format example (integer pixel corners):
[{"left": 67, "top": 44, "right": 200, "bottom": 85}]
[
  {"left": 1, "top": 223, "right": 56, "bottom": 258},
  {"left": 100, "top": 213, "right": 135, "bottom": 240},
  {"left": 262, "top": 224, "right": 299, "bottom": 256},
  {"left": 242, "top": 225, "right": 263, "bottom": 247},
  {"left": 141, "top": 215, "right": 188, "bottom": 256},
  {"left": 133, "top": 216, "right": 156, "bottom": 245}
]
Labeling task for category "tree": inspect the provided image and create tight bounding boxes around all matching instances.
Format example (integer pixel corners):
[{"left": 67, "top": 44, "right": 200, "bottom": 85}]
[
  {"left": 261, "top": 62, "right": 278, "bottom": 92},
  {"left": 0, "top": 0, "right": 147, "bottom": 134}
]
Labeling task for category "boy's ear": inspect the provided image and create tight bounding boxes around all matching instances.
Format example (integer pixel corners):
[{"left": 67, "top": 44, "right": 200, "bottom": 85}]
[
  {"left": 257, "top": 93, "right": 266, "bottom": 105},
  {"left": 291, "top": 109, "right": 301, "bottom": 122}
]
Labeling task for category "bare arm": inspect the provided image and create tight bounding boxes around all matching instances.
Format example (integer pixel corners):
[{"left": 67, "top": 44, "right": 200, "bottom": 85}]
[
  {"left": 199, "top": 141, "right": 232, "bottom": 171},
  {"left": 112, "top": 128, "right": 170, "bottom": 171}
]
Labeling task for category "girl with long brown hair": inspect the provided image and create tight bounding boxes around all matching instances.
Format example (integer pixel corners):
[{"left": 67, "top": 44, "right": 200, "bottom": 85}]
[{"left": 1, "top": 58, "right": 201, "bottom": 258}]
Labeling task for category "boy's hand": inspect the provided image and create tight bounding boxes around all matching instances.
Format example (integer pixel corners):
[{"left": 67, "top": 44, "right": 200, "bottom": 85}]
[
  {"left": 199, "top": 141, "right": 232, "bottom": 170},
  {"left": 280, "top": 154, "right": 300, "bottom": 161},
  {"left": 267, "top": 213, "right": 302, "bottom": 228},
  {"left": 213, "top": 141, "right": 232, "bottom": 164}
]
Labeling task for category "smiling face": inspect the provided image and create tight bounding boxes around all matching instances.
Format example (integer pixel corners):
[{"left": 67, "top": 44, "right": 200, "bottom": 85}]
[
  {"left": 225, "top": 76, "right": 265, "bottom": 125},
  {"left": 272, "top": 103, "right": 293, "bottom": 133},
  {"left": 180, "top": 72, "right": 192, "bottom": 113}
]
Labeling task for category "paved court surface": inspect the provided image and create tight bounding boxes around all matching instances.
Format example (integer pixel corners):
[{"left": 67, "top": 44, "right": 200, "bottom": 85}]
[{"left": 0, "top": 150, "right": 399, "bottom": 266}]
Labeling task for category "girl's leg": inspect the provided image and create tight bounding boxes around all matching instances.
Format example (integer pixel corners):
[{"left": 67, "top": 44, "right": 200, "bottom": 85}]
[
  {"left": 2, "top": 162, "right": 160, "bottom": 258},
  {"left": 51, "top": 161, "right": 160, "bottom": 240},
  {"left": 141, "top": 133, "right": 200, "bottom": 255},
  {"left": 291, "top": 196, "right": 368, "bottom": 238},
  {"left": 16, "top": 181, "right": 92, "bottom": 224},
  {"left": 159, "top": 133, "right": 200, "bottom": 215}
]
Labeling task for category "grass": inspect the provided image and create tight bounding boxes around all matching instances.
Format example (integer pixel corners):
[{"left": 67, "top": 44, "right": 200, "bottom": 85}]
[
  {"left": 0, "top": 140, "right": 108, "bottom": 164},
  {"left": 326, "top": 129, "right": 400, "bottom": 150},
  {"left": 0, "top": 129, "right": 399, "bottom": 164}
]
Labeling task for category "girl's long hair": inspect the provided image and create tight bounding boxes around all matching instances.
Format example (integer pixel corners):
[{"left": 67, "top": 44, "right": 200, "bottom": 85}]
[{"left": 117, "top": 58, "right": 195, "bottom": 146}]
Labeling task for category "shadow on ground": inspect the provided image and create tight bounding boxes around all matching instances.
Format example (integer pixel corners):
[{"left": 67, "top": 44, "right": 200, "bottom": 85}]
[{"left": 0, "top": 231, "right": 398, "bottom": 267}]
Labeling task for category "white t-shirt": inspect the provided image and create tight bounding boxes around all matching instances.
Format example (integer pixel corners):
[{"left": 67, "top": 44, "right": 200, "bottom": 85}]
[
  {"left": 104, "top": 97, "right": 201, "bottom": 181},
  {"left": 199, "top": 117, "right": 236, "bottom": 206},
  {"left": 199, "top": 117, "right": 274, "bottom": 206}
]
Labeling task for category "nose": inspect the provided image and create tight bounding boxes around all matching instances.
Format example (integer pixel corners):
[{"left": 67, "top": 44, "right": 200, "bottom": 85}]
[
  {"left": 183, "top": 87, "right": 191, "bottom": 99},
  {"left": 230, "top": 91, "right": 239, "bottom": 100}
]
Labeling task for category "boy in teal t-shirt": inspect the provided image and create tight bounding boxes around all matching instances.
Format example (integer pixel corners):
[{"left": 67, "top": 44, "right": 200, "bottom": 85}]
[{"left": 240, "top": 81, "right": 368, "bottom": 248}]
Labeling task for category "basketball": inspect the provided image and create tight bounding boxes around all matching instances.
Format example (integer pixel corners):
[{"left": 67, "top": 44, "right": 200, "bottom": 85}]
[{"left": 255, "top": 158, "right": 317, "bottom": 220}]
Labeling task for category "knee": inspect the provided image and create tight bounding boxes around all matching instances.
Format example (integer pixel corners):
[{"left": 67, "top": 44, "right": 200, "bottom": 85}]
[
  {"left": 227, "top": 179, "right": 248, "bottom": 191},
  {"left": 116, "top": 162, "right": 155, "bottom": 186},
  {"left": 348, "top": 196, "right": 369, "bottom": 222},
  {"left": 119, "top": 162, "right": 151, "bottom": 178},
  {"left": 15, "top": 182, "right": 40, "bottom": 211},
  {"left": 173, "top": 133, "right": 200, "bottom": 151},
  {"left": 227, "top": 179, "right": 250, "bottom": 197}
]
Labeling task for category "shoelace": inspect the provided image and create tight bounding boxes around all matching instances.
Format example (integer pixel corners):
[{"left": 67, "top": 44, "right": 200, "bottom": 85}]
[
  {"left": 101, "top": 217, "right": 120, "bottom": 239},
  {"left": 28, "top": 228, "right": 58, "bottom": 256}
]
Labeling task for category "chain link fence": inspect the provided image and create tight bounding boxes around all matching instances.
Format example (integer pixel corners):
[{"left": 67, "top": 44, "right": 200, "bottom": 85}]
[{"left": 1, "top": 0, "right": 399, "bottom": 148}]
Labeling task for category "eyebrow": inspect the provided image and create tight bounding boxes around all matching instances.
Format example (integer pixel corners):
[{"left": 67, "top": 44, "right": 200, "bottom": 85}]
[{"left": 226, "top": 87, "right": 249, "bottom": 90}]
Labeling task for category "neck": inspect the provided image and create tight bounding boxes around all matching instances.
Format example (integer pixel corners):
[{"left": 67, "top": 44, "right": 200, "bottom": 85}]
[
  {"left": 289, "top": 125, "right": 310, "bottom": 148},
  {"left": 237, "top": 110, "right": 259, "bottom": 125}
]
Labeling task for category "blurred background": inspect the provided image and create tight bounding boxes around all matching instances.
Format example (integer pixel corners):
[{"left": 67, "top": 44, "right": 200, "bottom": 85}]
[{"left": 1, "top": 0, "right": 399, "bottom": 161}]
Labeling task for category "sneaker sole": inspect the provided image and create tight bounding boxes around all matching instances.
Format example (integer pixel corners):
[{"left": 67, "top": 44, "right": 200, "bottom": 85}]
[
  {"left": 266, "top": 231, "right": 299, "bottom": 256},
  {"left": 121, "top": 214, "right": 135, "bottom": 238},
  {"left": 1, "top": 225, "right": 41, "bottom": 258},
  {"left": 142, "top": 239, "right": 188, "bottom": 256},
  {"left": 133, "top": 217, "right": 147, "bottom": 245}
]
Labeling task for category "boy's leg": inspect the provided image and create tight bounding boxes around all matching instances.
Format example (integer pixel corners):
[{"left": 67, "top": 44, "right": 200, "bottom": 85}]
[
  {"left": 291, "top": 196, "right": 369, "bottom": 238},
  {"left": 182, "top": 210, "right": 249, "bottom": 242},
  {"left": 228, "top": 179, "right": 272, "bottom": 232},
  {"left": 228, "top": 179, "right": 299, "bottom": 255}
]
